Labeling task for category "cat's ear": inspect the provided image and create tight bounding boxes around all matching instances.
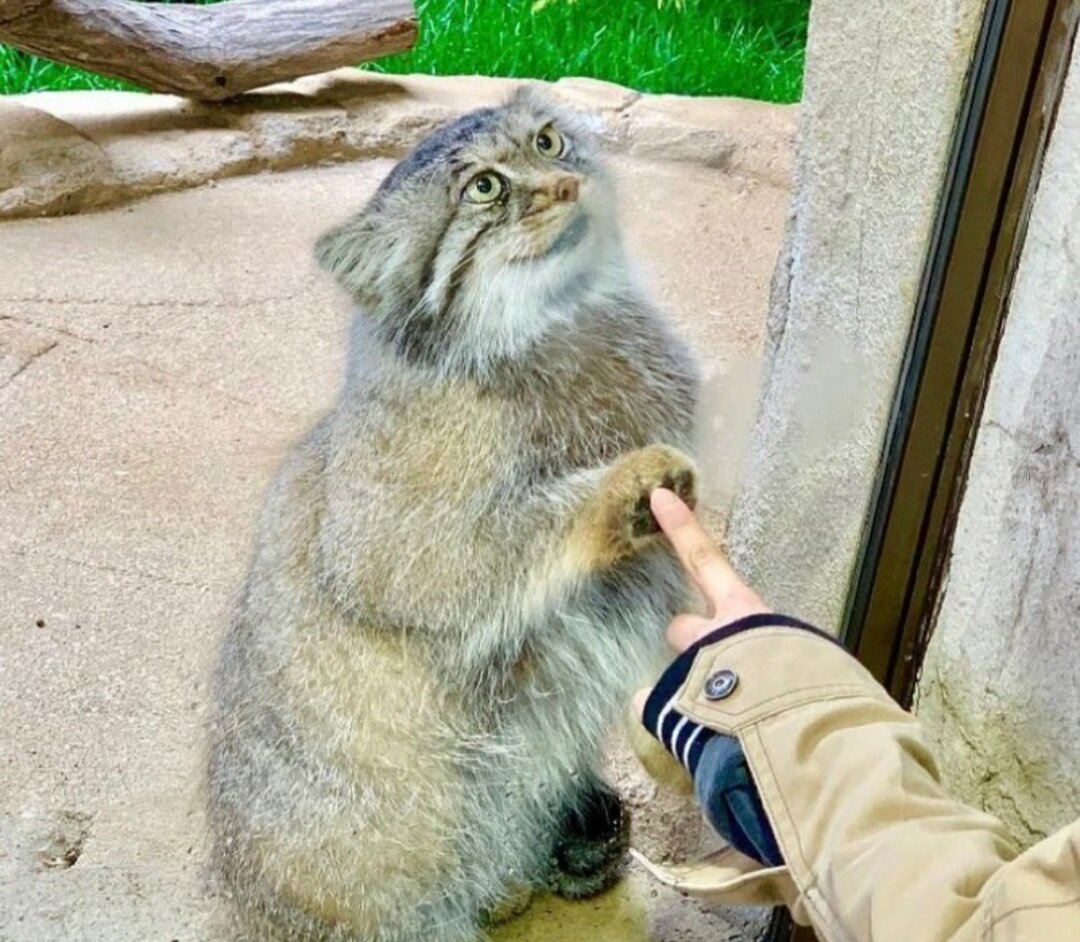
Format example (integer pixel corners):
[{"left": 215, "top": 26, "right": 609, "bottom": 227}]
[
  {"left": 508, "top": 83, "right": 560, "bottom": 114},
  {"left": 508, "top": 84, "right": 604, "bottom": 144},
  {"left": 315, "top": 214, "right": 380, "bottom": 305}
]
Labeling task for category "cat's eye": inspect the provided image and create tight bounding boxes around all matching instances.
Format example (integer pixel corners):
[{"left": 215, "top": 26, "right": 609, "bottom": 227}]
[
  {"left": 464, "top": 171, "right": 506, "bottom": 204},
  {"left": 535, "top": 124, "right": 565, "bottom": 158}
]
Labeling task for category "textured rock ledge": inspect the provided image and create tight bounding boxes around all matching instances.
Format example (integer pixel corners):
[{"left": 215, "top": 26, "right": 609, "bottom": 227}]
[{"left": 0, "top": 70, "right": 796, "bottom": 220}]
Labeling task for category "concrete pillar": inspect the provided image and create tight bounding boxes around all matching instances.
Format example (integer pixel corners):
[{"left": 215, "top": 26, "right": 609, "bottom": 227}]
[{"left": 725, "top": 0, "right": 987, "bottom": 628}]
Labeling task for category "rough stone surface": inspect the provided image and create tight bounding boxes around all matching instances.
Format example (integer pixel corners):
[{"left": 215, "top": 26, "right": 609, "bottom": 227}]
[
  {"left": 0, "top": 69, "right": 796, "bottom": 220},
  {"left": 725, "top": 0, "right": 987, "bottom": 629},
  {"left": 0, "top": 81, "right": 790, "bottom": 941},
  {"left": 0, "top": 99, "right": 111, "bottom": 216},
  {"left": 915, "top": 35, "right": 1080, "bottom": 847}
]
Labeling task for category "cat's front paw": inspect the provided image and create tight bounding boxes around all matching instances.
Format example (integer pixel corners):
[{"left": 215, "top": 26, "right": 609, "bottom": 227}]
[
  {"left": 571, "top": 445, "right": 698, "bottom": 569},
  {"left": 626, "top": 461, "right": 697, "bottom": 540},
  {"left": 612, "top": 444, "right": 698, "bottom": 547}
]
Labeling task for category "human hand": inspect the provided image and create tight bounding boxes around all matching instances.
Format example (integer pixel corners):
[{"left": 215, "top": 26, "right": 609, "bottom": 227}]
[{"left": 633, "top": 488, "right": 770, "bottom": 718}]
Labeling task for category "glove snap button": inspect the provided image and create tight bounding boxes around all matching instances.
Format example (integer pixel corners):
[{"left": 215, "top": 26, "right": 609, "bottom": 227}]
[{"left": 704, "top": 669, "right": 738, "bottom": 701}]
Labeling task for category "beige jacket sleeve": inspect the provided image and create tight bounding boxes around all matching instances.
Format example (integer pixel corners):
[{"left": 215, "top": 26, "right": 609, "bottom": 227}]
[{"left": 636, "top": 620, "right": 1080, "bottom": 942}]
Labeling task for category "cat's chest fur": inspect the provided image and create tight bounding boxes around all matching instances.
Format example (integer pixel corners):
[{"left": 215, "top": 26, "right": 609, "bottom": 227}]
[
  {"left": 352, "top": 308, "right": 693, "bottom": 488},
  {"left": 510, "top": 315, "right": 695, "bottom": 471}
]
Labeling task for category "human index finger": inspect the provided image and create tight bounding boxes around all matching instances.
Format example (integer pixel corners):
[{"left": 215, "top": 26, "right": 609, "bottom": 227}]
[{"left": 649, "top": 488, "right": 764, "bottom": 619}]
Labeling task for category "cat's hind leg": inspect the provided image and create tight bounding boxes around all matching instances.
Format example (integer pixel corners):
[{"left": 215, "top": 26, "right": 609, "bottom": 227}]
[{"left": 545, "top": 777, "right": 630, "bottom": 900}]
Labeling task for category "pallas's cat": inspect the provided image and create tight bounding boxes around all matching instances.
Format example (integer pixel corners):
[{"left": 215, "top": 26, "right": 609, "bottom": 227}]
[{"left": 208, "top": 87, "right": 699, "bottom": 942}]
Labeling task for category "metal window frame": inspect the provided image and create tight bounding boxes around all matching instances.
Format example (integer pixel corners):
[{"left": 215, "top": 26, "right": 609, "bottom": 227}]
[
  {"left": 844, "top": 0, "right": 1080, "bottom": 705},
  {"left": 769, "top": 1, "right": 1079, "bottom": 939}
]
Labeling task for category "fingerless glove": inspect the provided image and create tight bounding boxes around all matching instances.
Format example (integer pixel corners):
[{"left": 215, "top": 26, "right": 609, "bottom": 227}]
[{"left": 641, "top": 614, "right": 825, "bottom": 866}]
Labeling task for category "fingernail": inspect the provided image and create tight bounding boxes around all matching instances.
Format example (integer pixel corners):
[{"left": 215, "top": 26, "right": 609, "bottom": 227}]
[{"left": 651, "top": 488, "right": 678, "bottom": 510}]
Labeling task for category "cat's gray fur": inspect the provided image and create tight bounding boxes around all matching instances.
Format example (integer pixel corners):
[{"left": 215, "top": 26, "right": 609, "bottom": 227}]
[{"left": 208, "top": 86, "right": 700, "bottom": 942}]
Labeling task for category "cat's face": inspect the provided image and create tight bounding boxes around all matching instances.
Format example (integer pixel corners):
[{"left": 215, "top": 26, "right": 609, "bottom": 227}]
[{"left": 317, "top": 87, "right": 623, "bottom": 374}]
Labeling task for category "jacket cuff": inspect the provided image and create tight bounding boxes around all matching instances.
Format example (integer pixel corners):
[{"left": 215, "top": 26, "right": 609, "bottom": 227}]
[{"left": 642, "top": 613, "right": 831, "bottom": 774}]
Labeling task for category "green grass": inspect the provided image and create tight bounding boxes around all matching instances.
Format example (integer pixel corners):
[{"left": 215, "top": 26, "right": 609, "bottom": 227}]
[{"left": 1, "top": 0, "right": 810, "bottom": 102}]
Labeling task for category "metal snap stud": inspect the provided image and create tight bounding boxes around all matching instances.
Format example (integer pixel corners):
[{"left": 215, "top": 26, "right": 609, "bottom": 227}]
[{"left": 703, "top": 669, "right": 738, "bottom": 701}]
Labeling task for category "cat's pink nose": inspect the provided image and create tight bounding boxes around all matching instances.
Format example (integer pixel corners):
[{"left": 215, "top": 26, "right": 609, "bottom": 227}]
[{"left": 554, "top": 176, "right": 580, "bottom": 203}]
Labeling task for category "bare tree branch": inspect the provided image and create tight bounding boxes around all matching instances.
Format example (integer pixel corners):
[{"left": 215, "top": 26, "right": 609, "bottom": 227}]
[{"left": 0, "top": 0, "right": 418, "bottom": 100}]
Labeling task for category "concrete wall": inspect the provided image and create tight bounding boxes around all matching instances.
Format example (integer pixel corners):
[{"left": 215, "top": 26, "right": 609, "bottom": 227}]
[
  {"left": 915, "top": 35, "right": 1080, "bottom": 843},
  {"left": 725, "top": 0, "right": 987, "bottom": 628}
]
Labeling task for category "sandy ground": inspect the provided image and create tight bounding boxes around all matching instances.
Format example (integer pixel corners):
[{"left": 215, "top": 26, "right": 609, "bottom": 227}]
[{"left": 0, "top": 145, "right": 788, "bottom": 941}]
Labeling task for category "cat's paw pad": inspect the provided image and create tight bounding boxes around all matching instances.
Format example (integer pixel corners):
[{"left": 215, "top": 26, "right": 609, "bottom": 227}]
[
  {"left": 628, "top": 467, "right": 696, "bottom": 538},
  {"left": 569, "top": 445, "right": 698, "bottom": 569},
  {"left": 613, "top": 445, "right": 697, "bottom": 547}
]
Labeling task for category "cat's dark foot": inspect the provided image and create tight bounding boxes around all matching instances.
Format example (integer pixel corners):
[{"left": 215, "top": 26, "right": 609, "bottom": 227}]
[{"left": 547, "top": 779, "right": 630, "bottom": 900}]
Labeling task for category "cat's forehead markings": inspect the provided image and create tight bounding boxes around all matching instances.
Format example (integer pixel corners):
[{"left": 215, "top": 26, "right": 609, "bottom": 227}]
[
  {"left": 455, "top": 142, "right": 539, "bottom": 174},
  {"left": 465, "top": 130, "right": 528, "bottom": 156}
]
